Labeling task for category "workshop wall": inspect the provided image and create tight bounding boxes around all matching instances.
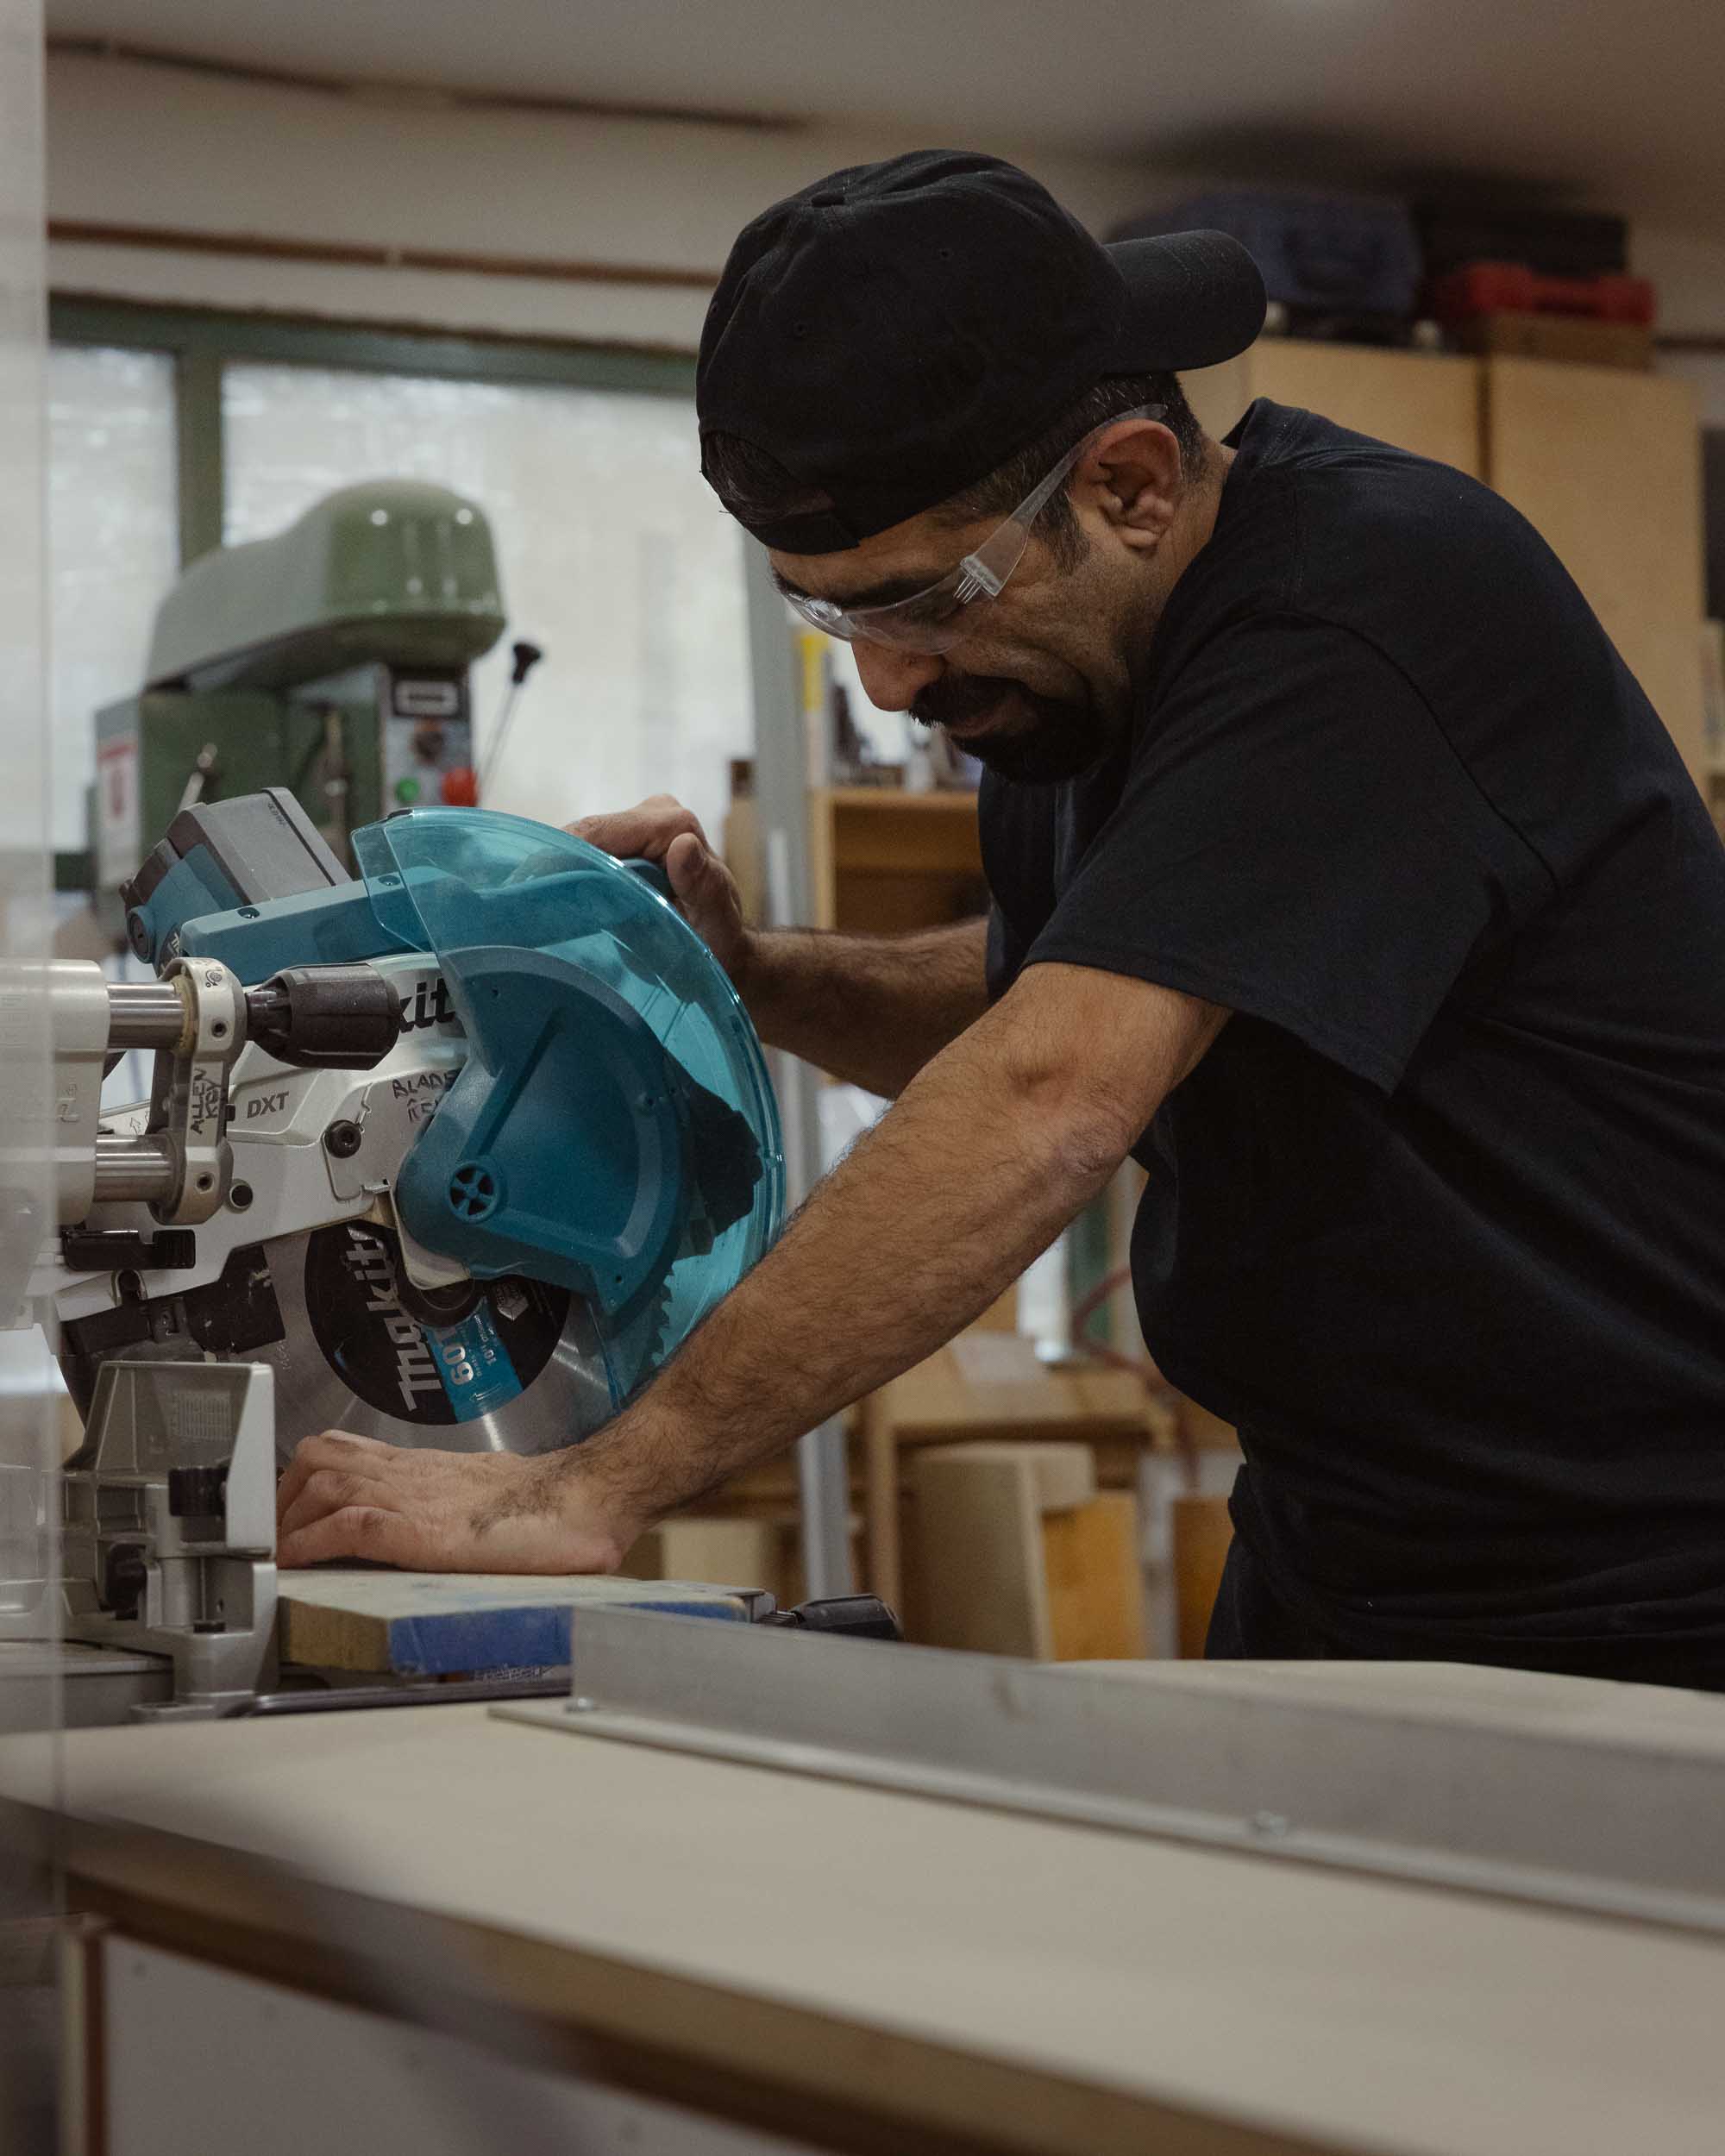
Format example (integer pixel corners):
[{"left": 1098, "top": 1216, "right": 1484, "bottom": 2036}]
[
  {"left": 1634, "top": 225, "right": 1725, "bottom": 423},
  {"left": 47, "top": 50, "right": 1725, "bottom": 403},
  {"left": 43, "top": 49, "right": 1191, "bottom": 346},
  {"left": 42, "top": 48, "right": 1725, "bottom": 848},
  {"left": 38, "top": 52, "right": 1218, "bottom": 856}
]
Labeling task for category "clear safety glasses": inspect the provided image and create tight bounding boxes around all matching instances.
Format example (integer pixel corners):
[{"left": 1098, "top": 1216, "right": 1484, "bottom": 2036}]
[{"left": 781, "top": 406, "right": 1158, "bottom": 655}]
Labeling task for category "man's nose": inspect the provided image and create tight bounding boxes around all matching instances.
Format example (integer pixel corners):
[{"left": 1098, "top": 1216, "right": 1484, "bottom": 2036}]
[{"left": 851, "top": 640, "right": 944, "bottom": 712}]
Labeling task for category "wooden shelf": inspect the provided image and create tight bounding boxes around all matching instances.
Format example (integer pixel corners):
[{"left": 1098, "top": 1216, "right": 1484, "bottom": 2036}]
[
  {"left": 818, "top": 785, "right": 985, "bottom": 933},
  {"left": 821, "top": 786, "right": 981, "bottom": 812},
  {"left": 727, "top": 784, "right": 986, "bottom": 936},
  {"left": 1186, "top": 336, "right": 1713, "bottom": 793}
]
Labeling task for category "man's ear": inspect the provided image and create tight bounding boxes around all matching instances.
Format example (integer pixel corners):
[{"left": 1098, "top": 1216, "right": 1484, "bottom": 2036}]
[{"left": 1074, "top": 419, "right": 1184, "bottom": 545}]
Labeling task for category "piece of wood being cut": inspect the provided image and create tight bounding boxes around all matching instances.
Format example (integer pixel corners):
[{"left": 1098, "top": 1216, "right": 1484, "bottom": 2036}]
[{"left": 277, "top": 1570, "right": 754, "bottom": 1678}]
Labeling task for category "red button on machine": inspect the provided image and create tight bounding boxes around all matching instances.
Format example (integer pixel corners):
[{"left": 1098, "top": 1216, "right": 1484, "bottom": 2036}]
[{"left": 440, "top": 766, "right": 480, "bottom": 807}]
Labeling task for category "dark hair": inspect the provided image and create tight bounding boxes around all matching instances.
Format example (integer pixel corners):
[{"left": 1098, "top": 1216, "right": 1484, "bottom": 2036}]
[
  {"left": 702, "top": 370, "right": 1206, "bottom": 561},
  {"left": 934, "top": 373, "right": 1205, "bottom": 567}
]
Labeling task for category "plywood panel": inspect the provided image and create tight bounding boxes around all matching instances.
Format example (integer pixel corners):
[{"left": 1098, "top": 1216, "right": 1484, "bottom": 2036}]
[
  {"left": 1044, "top": 1490, "right": 1147, "bottom": 1661},
  {"left": 823, "top": 788, "right": 987, "bottom": 935},
  {"left": 831, "top": 868, "right": 985, "bottom": 935},
  {"left": 862, "top": 1337, "right": 1162, "bottom": 1608},
  {"left": 619, "top": 1518, "right": 787, "bottom": 1597},
  {"left": 1183, "top": 341, "right": 1482, "bottom": 476},
  {"left": 1252, "top": 342, "right": 1482, "bottom": 476},
  {"left": 1484, "top": 358, "right": 1708, "bottom": 788},
  {"left": 730, "top": 787, "right": 988, "bottom": 934},
  {"left": 871, "top": 1335, "right": 1157, "bottom": 1442},
  {"left": 1616, "top": 619, "right": 1711, "bottom": 793},
  {"left": 908, "top": 1442, "right": 1086, "bottom": 1657},
  {"left": 14, "top": 1701, "right": 1725, "bottom": 2156},
  {"left": 908, "top": 1445, "right": 1145, "bottom": 1662},
  {"left": 720, "top": 792, "right": 765, "bottom": 927},
  {"left": 1171, "top": 1493, "right": 1235, "bottom": 1661}
]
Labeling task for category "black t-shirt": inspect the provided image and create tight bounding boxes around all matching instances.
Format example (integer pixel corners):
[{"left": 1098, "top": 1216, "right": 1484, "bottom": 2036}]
[{"left": 982, "top": 399, "right": 1725, "bottom": 1668}]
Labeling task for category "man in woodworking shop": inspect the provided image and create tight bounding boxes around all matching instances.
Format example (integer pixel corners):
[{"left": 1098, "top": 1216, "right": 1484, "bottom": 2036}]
[{"left": 279, "top": 152, "right": 1725, "bottom": 1689}]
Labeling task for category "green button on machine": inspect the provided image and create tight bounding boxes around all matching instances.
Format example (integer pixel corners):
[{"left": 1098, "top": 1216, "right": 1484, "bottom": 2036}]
[{"left": 393, "top": 775, "right": 423, "bottom": 805}]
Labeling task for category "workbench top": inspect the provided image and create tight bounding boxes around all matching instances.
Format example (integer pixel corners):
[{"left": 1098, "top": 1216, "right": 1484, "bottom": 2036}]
[{"left": 2, "top": 1694, "right": 1723, "bottom": 2155}]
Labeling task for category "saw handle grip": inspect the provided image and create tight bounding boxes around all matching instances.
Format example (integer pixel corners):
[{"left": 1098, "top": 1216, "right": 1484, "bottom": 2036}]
[{"left": 621, "top": 857, "right": 674, "bottom": 903}]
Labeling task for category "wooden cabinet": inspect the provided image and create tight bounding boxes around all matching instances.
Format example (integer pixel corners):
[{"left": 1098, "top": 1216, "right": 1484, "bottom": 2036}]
[
  {"left": 859, "top": 1332, "right": 1170, "bottom": 1614},
  {"left": 1181, "top": 337, "right": 1710, "bottom": 791},
  {"left": 1480, "top": 360, "right": 1705, "bottom": 628},
  {"left": 725, "top": 783, "right": 986, "bottom": 934},
  {"left": 1481, "top": 357, "right": 1709, "bottom": 786},
  {"left": 1182, "top": 339, "right": 1483, "bottom": 475},
  {"left": 906, "top": 1440, "right": 1147, "bottom": 1659},
  {"left": 814, "top": 786, "right": 986, "bottom": 932}
]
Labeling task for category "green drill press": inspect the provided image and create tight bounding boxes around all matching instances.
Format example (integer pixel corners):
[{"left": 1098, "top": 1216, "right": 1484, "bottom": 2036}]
[{"left": 94, "top": 479, "right": 508, "bottom": 897}]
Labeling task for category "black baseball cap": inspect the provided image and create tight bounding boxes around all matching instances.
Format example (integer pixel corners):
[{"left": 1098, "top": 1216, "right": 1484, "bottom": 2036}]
[{"left": 698, "top": 149, "right": 1265, "bottom": 556}]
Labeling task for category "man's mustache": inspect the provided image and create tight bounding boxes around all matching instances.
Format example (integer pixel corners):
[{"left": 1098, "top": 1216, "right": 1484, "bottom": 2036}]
[{"left": 911, "top": 674, "right": 1020, "bottom": 730}]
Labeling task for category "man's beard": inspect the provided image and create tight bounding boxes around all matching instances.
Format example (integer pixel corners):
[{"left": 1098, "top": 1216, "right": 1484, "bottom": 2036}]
[{"left": 911, "top": 672, "right": 1118, "bottom": 786}]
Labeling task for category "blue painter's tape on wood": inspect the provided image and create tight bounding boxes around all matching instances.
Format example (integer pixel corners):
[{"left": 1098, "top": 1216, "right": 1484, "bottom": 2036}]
[
  {"left": 384, "top": 1595, "right": 745, "bottom": 1677},
  {"left": 279, "top": 1571, "right": 755, "bottom": 1677}
]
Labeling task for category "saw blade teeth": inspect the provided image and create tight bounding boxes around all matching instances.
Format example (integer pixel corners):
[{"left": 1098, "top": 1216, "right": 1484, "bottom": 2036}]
[{"left": 649, "top": 1278, "right": 676, "bottom": 1363}]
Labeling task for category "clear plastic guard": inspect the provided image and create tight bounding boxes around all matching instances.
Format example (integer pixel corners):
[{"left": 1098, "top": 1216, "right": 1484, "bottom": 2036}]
[{"left": 355, "top": 809, "right": 784, "bottom": 1400}]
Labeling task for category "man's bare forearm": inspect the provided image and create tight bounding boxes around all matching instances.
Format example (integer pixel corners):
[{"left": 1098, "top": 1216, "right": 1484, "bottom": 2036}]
[
  {"left": 273, "top": 965, "right": 1224, "bottom": 1576},
  {"left": 554, "top": 984, "right": 1142, "bottom": 1539},
  {"left": 739, "top": 916, "right": 990, "bottom": 1096}
]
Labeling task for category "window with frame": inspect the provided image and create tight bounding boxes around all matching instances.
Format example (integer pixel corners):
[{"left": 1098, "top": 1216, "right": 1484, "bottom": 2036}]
[
  {"left": 45, "top": 342, "right": 178, "bottom": 853},
  {"left": 46, "top": 305, "right": 753, "bottom": 860},
  {"left": 221, "top": 363, "right": 750, "bottom": 841}
]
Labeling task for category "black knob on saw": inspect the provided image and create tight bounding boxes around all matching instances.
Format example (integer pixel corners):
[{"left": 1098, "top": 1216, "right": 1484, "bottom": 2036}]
[
  {"left": 166, "top": 1463, "right": 229, "bottom": 1519},
  {"left": 246, "top": 965, "right": 402, "bottom": 1069},
  {"left": 103, "top": 1544, "right": 147, "bottom": 1620},
  {"left": 763, "top": 1594, "right": 901, "bottom": 1641}
]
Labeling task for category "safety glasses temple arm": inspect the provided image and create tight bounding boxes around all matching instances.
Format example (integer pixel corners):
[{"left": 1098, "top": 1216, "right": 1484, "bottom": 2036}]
[{"left": 961, "top": 402, "right": 1161, "bottom": 592}]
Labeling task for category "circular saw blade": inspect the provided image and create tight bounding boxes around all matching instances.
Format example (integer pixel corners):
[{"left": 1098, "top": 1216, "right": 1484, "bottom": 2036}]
[{"left": 256, "top": 1221, "right": 618, "bottom": 1466}]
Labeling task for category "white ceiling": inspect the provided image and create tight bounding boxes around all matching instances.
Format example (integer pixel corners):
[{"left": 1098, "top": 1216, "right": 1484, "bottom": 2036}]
[{"left": 44, "top": 0, "right": 1725, "bottom": 229}]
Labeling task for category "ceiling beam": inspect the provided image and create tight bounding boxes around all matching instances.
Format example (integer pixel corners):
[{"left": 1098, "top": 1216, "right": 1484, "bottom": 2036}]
[{"left": 46, "top": 34, "right": 803, "bottom": 133}]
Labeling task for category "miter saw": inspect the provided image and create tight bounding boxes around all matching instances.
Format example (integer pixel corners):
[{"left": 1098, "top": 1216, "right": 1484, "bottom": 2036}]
[
  {"left": 51, "top": 786, "right": 783, "bottom": 1449},
  {"left": 4, "top": 783, "right": 789, "bottom": 1713}
]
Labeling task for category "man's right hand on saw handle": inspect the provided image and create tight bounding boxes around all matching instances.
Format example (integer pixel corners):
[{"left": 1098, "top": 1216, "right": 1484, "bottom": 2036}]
[
  {"left": 567, "top": 795, "right": 992, "bottom": 1101},
  {"left": 568, "top": 797, "right": 756, "bottom": 989}
]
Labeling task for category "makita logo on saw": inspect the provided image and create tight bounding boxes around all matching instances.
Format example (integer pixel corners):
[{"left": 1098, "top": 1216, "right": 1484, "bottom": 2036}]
[
  {"left": 400, "top": 976, "right": 457, "bottom": 1033},
  {"left": 341, "top": 1225, "right": 443, "bottom": 1411}
]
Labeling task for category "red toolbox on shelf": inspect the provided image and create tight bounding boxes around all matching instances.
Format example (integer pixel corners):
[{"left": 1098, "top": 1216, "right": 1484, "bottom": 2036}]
[{"left": 1433, "top": 260, "right": 1656, "bottom": 326}]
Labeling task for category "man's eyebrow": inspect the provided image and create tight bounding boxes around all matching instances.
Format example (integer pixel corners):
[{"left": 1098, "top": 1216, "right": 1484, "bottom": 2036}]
[{"left": 769, "top": 565, "right": 944, "bottom": 611}]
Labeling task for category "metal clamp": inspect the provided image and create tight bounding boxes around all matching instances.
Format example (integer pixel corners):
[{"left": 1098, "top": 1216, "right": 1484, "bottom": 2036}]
[{"left": 136, "top": 956, "right": 247, "bottom": 1225}]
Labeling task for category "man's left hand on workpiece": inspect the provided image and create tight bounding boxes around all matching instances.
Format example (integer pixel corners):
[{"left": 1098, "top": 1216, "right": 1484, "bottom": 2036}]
[{"left": 276, "top": 1430, "right": 628, "bottom": 1573}]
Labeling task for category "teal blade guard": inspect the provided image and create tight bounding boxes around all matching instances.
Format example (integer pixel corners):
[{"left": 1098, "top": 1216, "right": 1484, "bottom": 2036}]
[{"left": 355, "top": 808, "right": 785, "bottom": 1411}]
